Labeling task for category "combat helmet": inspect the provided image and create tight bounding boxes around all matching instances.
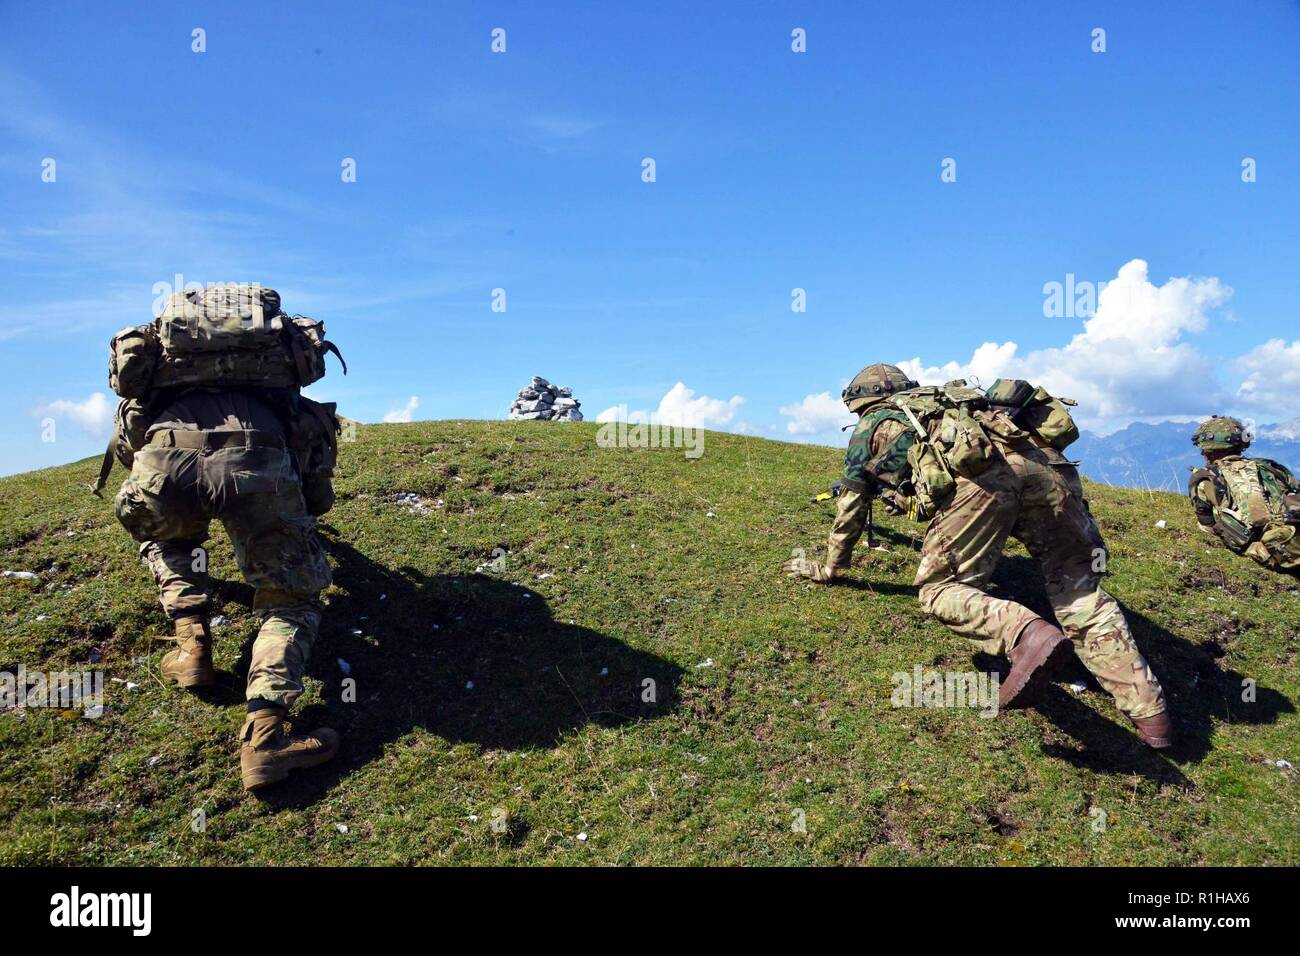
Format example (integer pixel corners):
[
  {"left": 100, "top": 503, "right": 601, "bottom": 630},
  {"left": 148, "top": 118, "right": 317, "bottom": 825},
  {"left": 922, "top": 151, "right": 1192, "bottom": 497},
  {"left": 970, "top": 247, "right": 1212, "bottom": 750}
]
[
  {"left": 842, "top": 364, "right": 919, "bottom": 415},
  {"left": 1192, "top": 416, "right": 1251, "bottom": 453}
]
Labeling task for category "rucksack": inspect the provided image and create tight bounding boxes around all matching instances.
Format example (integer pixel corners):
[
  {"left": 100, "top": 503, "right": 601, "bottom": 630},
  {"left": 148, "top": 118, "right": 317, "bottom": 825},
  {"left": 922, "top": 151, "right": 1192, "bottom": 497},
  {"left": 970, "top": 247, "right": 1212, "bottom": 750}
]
[
  {"left": 846, "top": 382, "right": 998, "bottom": 520},
  {"left": 109, "top": 285, "right": 345, "bottom": 397},
  {"left": 854, "top": 379, "right": 1080, "bottom": 521},
  {"left": 984, "top": 378, "right": 1081, "bottom": 451},
  {"left": 92, "top": 285, "right": 346, "bottom": 503}
]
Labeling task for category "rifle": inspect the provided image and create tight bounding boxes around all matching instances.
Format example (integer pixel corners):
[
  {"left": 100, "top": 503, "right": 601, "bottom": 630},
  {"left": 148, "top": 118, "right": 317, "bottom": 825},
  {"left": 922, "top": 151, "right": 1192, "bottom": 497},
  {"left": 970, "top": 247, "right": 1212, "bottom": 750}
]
[{"left": 813, "top": 480, "right": 876, "bottom": 548}]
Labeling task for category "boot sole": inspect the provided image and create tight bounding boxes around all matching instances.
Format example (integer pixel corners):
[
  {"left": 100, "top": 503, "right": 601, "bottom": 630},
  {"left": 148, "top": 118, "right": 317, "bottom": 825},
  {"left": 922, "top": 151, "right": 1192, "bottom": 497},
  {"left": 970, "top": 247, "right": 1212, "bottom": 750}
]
[
  {"left": 243, "top": 745, "right": 339, "bottom": 792},
  {"left": 163, "top": 670, "right": 216, "bottom": 688},
  {"left": 998, "top": 634, "right": 1074, "bottom": 710}
]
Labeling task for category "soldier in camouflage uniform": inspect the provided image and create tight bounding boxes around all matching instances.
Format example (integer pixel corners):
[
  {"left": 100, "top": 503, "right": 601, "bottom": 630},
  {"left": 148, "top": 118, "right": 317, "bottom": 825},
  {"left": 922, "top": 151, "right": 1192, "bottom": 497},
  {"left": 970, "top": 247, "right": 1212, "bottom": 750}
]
[
  {"left": 1189, "top": 416, "right": 1300, "bottom": 575},
  {"left": 785, "top": 364, "right": 1172, "bottom": 748},
  {"left": 111, "top": 292, "right": 341, "bottom": 791}
]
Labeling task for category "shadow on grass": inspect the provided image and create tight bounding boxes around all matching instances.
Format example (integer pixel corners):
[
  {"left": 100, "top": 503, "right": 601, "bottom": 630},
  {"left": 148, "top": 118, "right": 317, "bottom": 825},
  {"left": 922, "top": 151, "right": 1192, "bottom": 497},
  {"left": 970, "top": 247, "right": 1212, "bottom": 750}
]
[
  {"left": 833, "top": 578, "right": 916, "bottom": 597},
  {"left": 983, "top": 556, "right": 1294, "bottom": 781},
  {"left": 238, "top": 526, "right": 683, "bottom": 807}
]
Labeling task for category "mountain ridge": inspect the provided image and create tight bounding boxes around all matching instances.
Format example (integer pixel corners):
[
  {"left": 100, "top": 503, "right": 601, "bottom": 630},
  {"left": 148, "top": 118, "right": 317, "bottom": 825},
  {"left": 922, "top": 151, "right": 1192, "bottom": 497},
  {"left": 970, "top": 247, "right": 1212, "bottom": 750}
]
[{"left": 1076, "top": 420, "right": 1300, "bottom": 492}]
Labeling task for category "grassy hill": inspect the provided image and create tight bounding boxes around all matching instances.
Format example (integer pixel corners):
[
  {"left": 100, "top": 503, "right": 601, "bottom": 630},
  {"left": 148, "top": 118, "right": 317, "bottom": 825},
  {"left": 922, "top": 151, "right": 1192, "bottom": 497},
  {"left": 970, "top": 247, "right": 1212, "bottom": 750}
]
[{"left": 0, "top": 420, "right": 1296, "bottom": 866}]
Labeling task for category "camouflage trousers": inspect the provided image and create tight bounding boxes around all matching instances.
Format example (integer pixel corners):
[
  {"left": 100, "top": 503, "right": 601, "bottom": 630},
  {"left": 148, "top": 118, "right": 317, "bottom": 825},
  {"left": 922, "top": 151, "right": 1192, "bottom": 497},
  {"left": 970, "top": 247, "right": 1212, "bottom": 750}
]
[
  {"left": 114, "top": 432, "right": 332, "bottom": 708},
  {"left": 914, "top": 443, "right": 1166, "bottom": 719},
  {"left": 1245, "top": 521, "right": 1300, "bottom": 574}
]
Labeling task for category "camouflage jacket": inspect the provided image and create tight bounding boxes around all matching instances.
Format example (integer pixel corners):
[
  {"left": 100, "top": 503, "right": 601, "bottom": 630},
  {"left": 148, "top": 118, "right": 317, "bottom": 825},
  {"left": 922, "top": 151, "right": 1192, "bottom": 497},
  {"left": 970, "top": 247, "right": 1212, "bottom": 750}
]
[
  {"left": 1190, "top": 455, "right": 1300, "bottom": 553},
  {"left": 842, "top": 406, "right": 916, "bottom": 495},
  {"left": 827, "top": 408, "right": 912, "bottom": 571}
]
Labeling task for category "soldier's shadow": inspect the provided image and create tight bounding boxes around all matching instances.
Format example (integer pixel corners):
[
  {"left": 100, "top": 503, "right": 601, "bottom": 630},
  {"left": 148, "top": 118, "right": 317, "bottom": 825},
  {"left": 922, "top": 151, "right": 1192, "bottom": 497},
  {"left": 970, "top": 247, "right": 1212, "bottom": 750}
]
[
  {"left": 237, "top": 528, "right": 684, "bottom": 807},
  {"left": 978, "top": 556, "right": 1293, "bottom": 783}
]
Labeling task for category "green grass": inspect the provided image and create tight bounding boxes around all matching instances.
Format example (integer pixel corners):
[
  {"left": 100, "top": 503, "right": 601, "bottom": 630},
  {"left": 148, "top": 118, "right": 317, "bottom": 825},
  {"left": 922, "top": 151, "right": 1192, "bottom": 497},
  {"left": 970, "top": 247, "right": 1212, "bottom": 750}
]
[{"left": 0, "top": 420, "right": 1296, "bottom": 865}]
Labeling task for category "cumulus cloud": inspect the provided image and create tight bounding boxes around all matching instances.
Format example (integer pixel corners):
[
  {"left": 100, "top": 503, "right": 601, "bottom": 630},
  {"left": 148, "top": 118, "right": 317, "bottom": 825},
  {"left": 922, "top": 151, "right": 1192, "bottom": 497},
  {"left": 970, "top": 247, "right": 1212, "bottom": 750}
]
[
  {"left": 897, "top": 342, "right": 1021, "bottom": 393},
  {"left": 897, "top": 259, "right": 1234, "bottom": 432},
  {"left": 32, "top": 392, "right": 114, "bottom": 437},
  {"left": 596, "top": 382, "right": 745, "bottom": 429},
  {"left": 383, "top": 396, "right": 420, "bottom": 423},
  {"left": 778, "top": 391, "right": 856, "bottom": 435},
  {"left": 1234, "top": 339, "right": 1300, "bottom": 417}
]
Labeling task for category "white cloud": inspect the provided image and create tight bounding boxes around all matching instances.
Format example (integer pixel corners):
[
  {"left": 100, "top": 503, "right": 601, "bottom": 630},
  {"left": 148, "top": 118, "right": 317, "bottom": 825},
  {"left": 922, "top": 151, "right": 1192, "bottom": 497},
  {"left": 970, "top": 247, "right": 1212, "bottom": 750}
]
[
  {"left": 1258, "top": 418, "right": 1300, "bottom": 441},
  {"left": 383, "top": 396, "right": 420, "bottom": 423},
  {"left": 1234, "top": 339, "right": 1300, "bottom": 418},
  {"left": 596, "top": 382, "right": 745, "bottom": 429},
  {"left": 897, "top": 259, "right": 1233, "bottom": 432},
  {"left": 897, "top": 341, "right": 1021, "bottom": 392},
  {"left": 33, "top": 392, "right": 114, "bottom": 438},
  {"left": 778, "top": 391, "right": 856, "bottom": 435}
]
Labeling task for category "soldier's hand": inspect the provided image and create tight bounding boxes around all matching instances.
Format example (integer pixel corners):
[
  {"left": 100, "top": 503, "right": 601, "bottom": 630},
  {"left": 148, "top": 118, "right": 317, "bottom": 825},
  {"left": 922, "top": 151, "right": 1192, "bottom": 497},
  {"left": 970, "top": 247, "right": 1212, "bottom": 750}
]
[
  {"left": 879, "top": 490, "right": 909, "bottom": 516},
  {"left": 783, "top": 557, "right": 834, "bottom": 584}
]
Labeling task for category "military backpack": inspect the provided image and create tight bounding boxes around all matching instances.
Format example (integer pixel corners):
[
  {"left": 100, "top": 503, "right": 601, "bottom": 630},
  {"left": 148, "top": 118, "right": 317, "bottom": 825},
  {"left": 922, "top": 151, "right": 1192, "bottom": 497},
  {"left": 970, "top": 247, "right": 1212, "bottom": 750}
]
[
  {"left": 94, "top": 285, "right": 347, "bottom": 514},
  {"left": 850, "top": 379, "right": 1081, "bottom": 520}
]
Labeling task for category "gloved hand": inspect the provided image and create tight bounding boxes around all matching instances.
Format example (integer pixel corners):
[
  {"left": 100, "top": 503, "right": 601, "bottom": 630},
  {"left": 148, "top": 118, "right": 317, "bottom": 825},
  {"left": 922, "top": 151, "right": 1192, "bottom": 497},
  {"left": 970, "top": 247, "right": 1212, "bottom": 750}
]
[{"left": 783, "top": 556, "right": 834, "bottom": 584}]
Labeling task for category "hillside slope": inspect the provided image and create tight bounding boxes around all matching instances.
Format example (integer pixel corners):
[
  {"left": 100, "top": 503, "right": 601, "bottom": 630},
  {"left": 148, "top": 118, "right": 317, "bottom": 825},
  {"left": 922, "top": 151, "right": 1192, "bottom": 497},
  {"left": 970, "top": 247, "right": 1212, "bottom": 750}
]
[{"left": 0, "top": 421, "right": 1296, "bottom": 865}]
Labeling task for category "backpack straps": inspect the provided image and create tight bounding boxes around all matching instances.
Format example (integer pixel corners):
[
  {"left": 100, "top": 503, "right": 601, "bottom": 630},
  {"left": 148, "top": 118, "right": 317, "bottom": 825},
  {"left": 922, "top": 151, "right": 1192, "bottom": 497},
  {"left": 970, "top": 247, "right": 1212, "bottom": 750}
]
[
  {"left": 322, "top": 340, "right": 347, "bottom": 374},
  {"left": 90, "top": 437, "right": 117, "bottom": 497},
  {"left": 250, "top": 289, "right": 265, "bottom": 330},
  {"left": 893, "top": 400, "right": 928, "bottom": 438}
]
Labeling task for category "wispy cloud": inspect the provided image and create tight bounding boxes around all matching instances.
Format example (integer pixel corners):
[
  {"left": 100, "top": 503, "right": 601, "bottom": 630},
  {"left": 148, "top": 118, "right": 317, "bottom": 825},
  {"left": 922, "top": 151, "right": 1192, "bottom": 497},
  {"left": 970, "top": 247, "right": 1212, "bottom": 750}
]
[
  {"left": 0, "top": 65, "right": 353, "bottom": 337},
  {"left": 526, "top": 114, "right": 602, "bottom": 139},
  {"left": 430, "top": 90, "right": 602, "bottom": 150}
]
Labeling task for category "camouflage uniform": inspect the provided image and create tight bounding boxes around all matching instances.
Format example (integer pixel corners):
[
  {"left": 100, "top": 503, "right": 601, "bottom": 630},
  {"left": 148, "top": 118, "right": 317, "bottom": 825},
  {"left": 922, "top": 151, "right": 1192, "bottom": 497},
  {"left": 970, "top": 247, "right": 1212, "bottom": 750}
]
[
  {"left": 827, "top": 410, "right": 911, "bottom": 570},
  {"left": 1191, "top": 455, "right": 1300, "bottom": 574},
  {"left": 828, "top": 399, "right": 1166, "bottom": 720},
  {"left": 114, "top": 388, "right": 331, "bottom": 708}
]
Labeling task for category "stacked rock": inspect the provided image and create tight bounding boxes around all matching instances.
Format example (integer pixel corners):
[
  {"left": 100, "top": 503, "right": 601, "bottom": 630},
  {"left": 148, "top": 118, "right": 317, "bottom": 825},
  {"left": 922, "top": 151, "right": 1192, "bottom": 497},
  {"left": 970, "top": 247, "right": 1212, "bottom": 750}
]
[{"left": 508, "top": 376, "right": 584, "bottom": 421}]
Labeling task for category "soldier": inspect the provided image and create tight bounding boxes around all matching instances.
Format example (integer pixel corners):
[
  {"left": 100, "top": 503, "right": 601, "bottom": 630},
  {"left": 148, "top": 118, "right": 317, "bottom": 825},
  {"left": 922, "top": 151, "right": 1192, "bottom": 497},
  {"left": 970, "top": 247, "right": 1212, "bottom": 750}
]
[
  {"left": 104, "top": 285, "right": 344, "bottom": 791},
  {"left": 1189, "top": 416, "right": 1300, "bottom": 575},
  {"left": 785, "top": 363, "right": 1173, "bottom": 748}
]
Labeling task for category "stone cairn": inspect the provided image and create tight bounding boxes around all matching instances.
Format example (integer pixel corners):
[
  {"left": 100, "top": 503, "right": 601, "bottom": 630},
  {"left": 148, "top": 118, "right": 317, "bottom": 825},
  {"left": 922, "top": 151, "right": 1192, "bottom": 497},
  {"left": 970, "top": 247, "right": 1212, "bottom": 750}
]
[{"left": 508, "top": 376, "right": 584, "bottom": 422}]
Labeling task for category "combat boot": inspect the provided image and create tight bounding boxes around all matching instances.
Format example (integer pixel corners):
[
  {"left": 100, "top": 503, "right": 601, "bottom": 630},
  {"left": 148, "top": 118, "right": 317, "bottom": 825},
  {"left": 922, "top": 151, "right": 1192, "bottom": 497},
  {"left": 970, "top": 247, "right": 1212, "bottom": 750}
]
[
  {"left": 160, "top": 615, "right": 215, "bottom": 688},
  {"left": 1127, "top": 711, "right": 1175, "bottom": 749},
  {"left": 240, "top": 707, "right": 339, "bottom": 792},
  {"left": 998, "top": 619, "right": 1074, "bottom": 710}
]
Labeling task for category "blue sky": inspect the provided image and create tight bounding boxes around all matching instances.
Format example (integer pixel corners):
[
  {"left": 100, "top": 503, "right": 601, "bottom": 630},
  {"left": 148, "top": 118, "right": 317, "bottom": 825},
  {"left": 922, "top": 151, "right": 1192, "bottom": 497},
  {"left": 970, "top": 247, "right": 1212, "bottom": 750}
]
[{"left": 2, "top": 0, "right": 1299, "bottom": 476}]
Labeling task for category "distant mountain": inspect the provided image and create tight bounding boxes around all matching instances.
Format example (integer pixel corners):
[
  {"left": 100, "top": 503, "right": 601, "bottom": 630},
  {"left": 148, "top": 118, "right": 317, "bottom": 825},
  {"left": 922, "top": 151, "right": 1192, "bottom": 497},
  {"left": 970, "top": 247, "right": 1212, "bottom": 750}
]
[{"left": 1075, "top": 419, "right": 1300, "bottom": 492}]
